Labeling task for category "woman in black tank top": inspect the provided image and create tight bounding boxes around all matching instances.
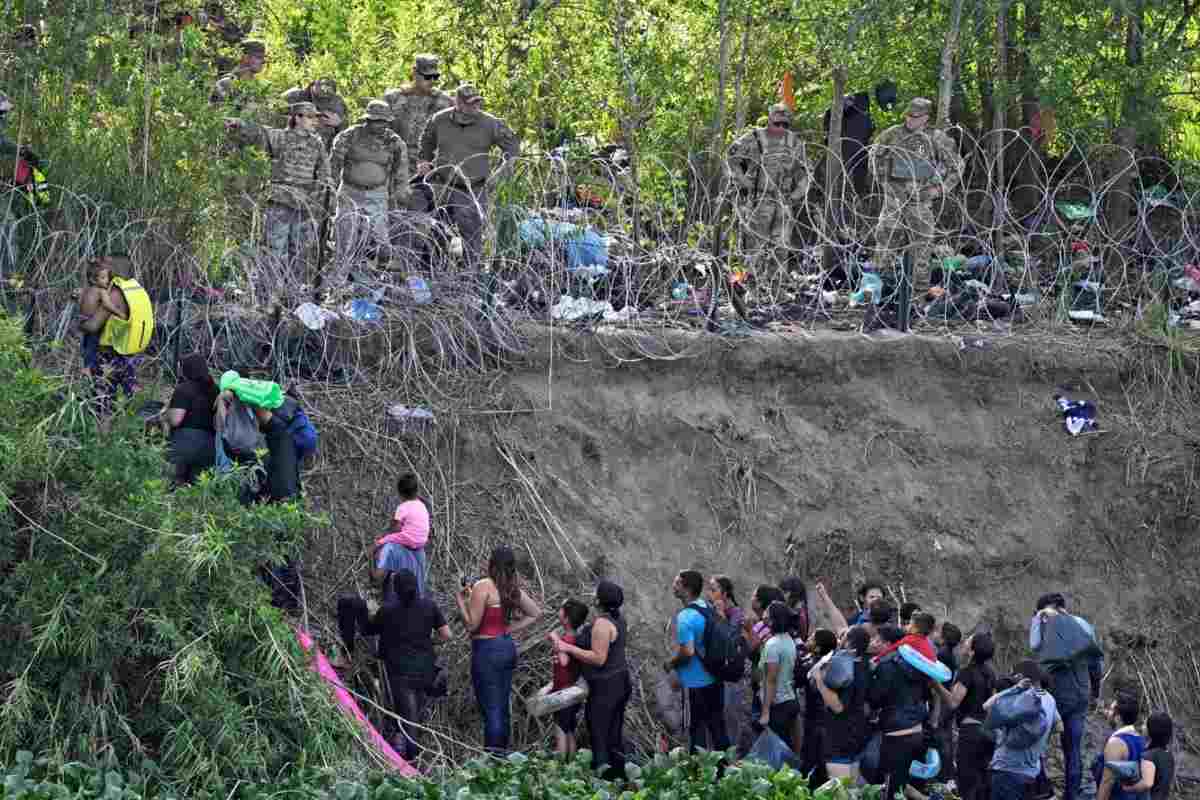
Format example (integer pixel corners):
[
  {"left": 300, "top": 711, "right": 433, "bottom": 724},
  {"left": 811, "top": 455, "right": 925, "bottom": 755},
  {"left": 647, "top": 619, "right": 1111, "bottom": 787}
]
[{"left": 550, "top": 580, "right": 631, "bottom": 778}]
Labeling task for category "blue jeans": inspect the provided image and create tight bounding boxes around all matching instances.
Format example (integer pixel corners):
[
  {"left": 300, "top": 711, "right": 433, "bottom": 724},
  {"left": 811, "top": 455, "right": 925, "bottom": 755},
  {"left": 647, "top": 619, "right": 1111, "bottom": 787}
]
[
  {"left": 992, "top": 769, "right": 1033, "bottom": 800},
  {"left": 1061, "top": 710, "right": 1087, "bottom": 800},
  {"left": 471, "top": 636, "right": 517, "bottom": 751}
]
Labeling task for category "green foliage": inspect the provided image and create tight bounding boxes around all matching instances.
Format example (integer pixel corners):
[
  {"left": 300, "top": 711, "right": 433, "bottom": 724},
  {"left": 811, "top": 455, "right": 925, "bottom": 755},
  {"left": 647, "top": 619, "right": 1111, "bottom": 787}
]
[
  {"left": 0, "top": 312, "right": 346, "bottom": 791},
  {"left": 1, "top": 747, "right": 887, "bottom": 800}
]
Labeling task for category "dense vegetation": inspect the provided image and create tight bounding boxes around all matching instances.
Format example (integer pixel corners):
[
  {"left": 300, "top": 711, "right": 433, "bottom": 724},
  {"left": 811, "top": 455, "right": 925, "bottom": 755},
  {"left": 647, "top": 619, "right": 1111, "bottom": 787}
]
[
  {"left": 2, "top": 747, "right": 881, "bottom": 800},
  {"left": 0, "top": 313, "right": 347, "bottom": 788},
  {"left": 4, "top": 0, "right": 1200, "bottom": 280}
]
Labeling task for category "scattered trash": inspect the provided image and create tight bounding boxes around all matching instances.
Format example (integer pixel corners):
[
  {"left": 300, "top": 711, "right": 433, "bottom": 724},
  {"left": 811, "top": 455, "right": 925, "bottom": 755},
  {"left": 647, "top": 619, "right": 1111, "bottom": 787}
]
[
  {"left": 1068, "top": 280, "right": 1105, "bottom": 323},
  {"left": 552, "top": 296, "right": 614, "bottom": 321},
  {"left": 1054, "top": 394, "right": 1098, "bottom": 436},
  {"left": 958, "top": 336, "right": 992, "bottom": 351},
  {"left": 1056, "top": 201, "right": 1097, "bottom": 222},
  {"left": 850, "top": 268, "right": 883, "bottom": 306},
  {"left": 345, "top": 298, "right": 383, "bottom": 323},
  {"left": 386, "top": 405, "right": 436, "bottom": 433},
  {"left": 294, "top": 302, "right": 340, "bottom": 330},
  {"left": 405, "top": 276, "right": 433, "bottom": 305}
]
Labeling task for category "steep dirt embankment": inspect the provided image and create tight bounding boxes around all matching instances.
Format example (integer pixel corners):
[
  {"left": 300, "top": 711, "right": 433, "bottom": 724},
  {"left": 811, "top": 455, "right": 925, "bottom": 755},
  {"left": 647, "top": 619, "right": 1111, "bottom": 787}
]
[{"left": 305, "top": 327, "right": 1198, "bottom": 756}]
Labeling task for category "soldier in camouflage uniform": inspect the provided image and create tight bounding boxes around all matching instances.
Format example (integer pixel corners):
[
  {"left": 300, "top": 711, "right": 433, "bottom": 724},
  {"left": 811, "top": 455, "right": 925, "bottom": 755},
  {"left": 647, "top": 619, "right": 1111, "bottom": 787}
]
[
  {"left": 383, "top": 54, "right": 452, "bottom": 204},
  {"left": 225, "top": 101, "right": 330, "bottom": 283},
  {"left": 419, "top": 84, "right": 520, "bottom": 268},
  {"left": 210, "top": 38, "right": 266, "bottom": 113},
  {"left": 869, "top": 97, "right": 962, "bottom": 284},
  {"left": 282, "top": 77, "right": 346, "bottom": 150},
  {"left": 329, "top": 100, "right": 409, "bottom": 277},
  {"left": 726, "top": 103, "right": 811, "bottom": 270}
]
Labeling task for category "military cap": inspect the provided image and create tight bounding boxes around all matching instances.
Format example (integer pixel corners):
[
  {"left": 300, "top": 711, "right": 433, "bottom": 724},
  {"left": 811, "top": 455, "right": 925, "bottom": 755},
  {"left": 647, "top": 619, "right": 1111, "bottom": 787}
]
[
  {"left": 906, "top": 97, "right": 933, "bottom": 116},
  {"left": 768, "top": 103, "right": 793, "bottom": 119},
  {"left": 455, "top": 83, "right": 483, "bottom": 103},
  {"left": 281, "top": 87, "right": 306, "bottom": 104},
  {"left": 289, "top": 101, "right": 319, "bottom": 116},
  {"left": 362, "top": 99, "right": 393, "bottom": 121},
  {"left": 240, "top": 38, "right": 266, "bottom": 56},
  {"left": 414, "top": 54, "right": 440, "bottom": 75}
]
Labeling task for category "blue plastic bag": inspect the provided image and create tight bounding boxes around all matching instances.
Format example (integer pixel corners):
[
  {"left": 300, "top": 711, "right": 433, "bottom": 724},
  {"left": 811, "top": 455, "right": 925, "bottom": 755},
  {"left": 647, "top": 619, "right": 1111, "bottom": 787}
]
[{"left": 747, "top": 729, "right": 803, "bottom": 771}]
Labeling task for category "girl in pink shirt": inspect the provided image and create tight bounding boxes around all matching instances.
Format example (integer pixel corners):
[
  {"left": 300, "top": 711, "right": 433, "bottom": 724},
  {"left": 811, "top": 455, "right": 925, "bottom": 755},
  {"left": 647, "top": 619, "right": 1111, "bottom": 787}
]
[{"left": 376, "top": 473, "right": 430, "bottom": 549}]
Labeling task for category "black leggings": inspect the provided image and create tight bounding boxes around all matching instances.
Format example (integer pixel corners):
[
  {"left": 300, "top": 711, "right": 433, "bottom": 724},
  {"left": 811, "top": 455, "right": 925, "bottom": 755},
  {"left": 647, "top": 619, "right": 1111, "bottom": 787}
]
[
  {"left": 386, "top": 674, "right": 429, "bottom": 761},
  {"left": 586, "top": 671, "right": 632, "bottom": 778},
  {"left": 957, "top": 723, "right": 995, "bottom": 800},
  {"left": 337, "top": 595, "right": 371, "bottom": 654},
  {"left": 880, "top": 731, "right": 925, "bottom": 800}
]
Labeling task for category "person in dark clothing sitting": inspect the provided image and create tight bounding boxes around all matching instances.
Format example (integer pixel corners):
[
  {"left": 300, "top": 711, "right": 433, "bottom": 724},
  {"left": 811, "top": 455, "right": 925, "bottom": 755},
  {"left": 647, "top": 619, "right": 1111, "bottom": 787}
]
[
  {"left": 162, "top": 354, "right": 218, "bottom": 484},
  {"left": 869, "top": 622, "right": 930, "bottom": 800}
]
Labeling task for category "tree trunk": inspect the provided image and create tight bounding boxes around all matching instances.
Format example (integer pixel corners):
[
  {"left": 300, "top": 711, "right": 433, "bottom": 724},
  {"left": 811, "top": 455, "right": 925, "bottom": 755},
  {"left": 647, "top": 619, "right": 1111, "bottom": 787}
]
[
  {"left": 990, "top": 0, "right": 1011, "bottom": 292},
  {"left": 1105, "top": 5, "right": 1144, "bottom": 260},
  {"left": 733, "top": 13, "right": 751, "bottom": 130},
  {"left": 1011, "top": 0, "right": 1041, "bottom": 214},
  {"left": 936, "top": 0, "right": 966, "bottom": 128},
  {"left": 822, "top": 65, "right": 847, "bottom": 271},
  {"left": 708, "top": 0, "right": 732, "bottom": 204}
]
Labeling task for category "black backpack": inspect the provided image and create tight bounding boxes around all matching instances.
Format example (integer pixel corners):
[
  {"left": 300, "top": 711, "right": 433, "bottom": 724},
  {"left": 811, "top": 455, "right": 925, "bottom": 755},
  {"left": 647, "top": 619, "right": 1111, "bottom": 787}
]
[{"left": 687, "top": 603, "right": 749, "bottom": 683}]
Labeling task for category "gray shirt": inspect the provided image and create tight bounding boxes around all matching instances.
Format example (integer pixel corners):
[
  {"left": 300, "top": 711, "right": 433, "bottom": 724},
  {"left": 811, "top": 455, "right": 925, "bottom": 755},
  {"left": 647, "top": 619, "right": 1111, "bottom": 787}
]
[{"left": 760, "top": 633, "right": 797, "bottom": 705}]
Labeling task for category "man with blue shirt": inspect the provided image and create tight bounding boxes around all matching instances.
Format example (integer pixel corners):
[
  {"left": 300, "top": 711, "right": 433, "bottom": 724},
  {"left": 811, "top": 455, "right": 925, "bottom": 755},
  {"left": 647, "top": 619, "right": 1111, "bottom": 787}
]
[
  {"left": 663, "top": 569, "right": 730, "bottom": 753},
  {"left": 987, "top": 661, "right": 1060, "bottom": 800},
  {"left": 1030, "top": 593, "right": 1103, "bottom": 800}
]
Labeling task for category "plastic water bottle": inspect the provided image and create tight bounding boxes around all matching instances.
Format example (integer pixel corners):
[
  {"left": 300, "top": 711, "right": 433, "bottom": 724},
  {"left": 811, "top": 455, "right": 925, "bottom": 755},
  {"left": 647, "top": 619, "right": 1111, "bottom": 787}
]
[{"left": 671, "top": 280, "right": 690, "bottom": 301}]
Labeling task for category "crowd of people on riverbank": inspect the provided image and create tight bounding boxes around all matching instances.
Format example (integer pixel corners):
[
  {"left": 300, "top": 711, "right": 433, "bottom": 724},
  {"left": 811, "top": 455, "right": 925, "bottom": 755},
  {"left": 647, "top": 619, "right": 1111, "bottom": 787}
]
[
  {"left": 73, "top": 341, "right": 1180, "bottom": 799},
  {"left": 329, "top": 490, "right": 1176, "bottom": 800}
]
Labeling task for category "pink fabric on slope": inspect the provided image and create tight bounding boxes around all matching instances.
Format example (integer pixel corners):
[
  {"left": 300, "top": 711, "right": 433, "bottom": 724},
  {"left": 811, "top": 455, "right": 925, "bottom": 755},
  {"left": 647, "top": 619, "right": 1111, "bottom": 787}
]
[{"left": 295, "top": 628, "right": 420, "bottom": 777}]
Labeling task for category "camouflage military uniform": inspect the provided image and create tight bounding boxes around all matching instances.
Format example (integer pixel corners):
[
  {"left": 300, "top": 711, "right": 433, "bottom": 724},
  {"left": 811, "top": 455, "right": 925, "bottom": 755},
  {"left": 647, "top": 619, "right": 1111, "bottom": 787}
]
[
  {"left": 383, "top": 54, "right": 453, "bottom": 186},
  {"left": 210, "top": 39, "right": 266, "bottom": 114},
  {"left": 869, "top": 97, "right": 962, "bottom": 279},
  {"left": 230, "top": 102, "right": 330, "bottom": 281},
  {"left": 419, "top": 84, "right": 520, "bottom": 267},
  {"left": 726, "top": 104, "right": 811, "bottom": 270},
  {"left": 329, "top": 100, "right": 409, "bottom": 277},
  {"left": 283, "top": 78, "right": 347, "bottom": 150}
]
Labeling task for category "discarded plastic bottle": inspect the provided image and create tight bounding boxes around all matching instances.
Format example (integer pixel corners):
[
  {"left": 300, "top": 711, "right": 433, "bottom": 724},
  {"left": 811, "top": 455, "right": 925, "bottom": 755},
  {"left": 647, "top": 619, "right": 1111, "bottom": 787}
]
[{"left": 671, "top": 280, "right": 690, "bottom": 301}]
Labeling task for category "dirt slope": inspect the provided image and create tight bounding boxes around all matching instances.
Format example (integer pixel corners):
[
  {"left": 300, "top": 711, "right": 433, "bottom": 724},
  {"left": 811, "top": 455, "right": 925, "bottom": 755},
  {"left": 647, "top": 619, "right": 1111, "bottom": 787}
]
[{"left": 304, "top": 326, "right": 1198, "bottom": 761}]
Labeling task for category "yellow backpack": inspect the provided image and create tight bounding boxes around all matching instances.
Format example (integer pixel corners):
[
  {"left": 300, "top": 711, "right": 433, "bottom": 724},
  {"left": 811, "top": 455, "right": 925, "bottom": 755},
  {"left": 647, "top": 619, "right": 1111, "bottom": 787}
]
[{"left": 99, "top": 277, "right": 154, "bottom": 355}]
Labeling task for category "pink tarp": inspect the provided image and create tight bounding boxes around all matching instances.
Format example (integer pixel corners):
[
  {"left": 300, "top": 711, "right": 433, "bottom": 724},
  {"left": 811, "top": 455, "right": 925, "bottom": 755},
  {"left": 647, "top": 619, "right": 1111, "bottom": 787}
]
[{"left": 295, "top": 628, "right": 420, "bottom": 776}]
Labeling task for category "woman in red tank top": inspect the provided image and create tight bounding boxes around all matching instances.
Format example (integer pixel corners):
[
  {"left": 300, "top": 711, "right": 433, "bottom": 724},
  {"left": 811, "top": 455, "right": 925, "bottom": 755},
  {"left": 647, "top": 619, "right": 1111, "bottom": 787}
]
[{"left": 454, "top": 546, "right": 542, "bottom": 751}]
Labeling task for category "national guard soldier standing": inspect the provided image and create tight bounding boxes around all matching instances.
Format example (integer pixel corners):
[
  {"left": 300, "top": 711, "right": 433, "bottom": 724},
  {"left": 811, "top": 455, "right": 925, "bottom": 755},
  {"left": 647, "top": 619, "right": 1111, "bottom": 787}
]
[
  {"left": 211, "top": 38, "right": 267, "bottom": 113},
  {"left": 329, "top": 100, "right": 409, "bottom": 278},
  {"left": 868, "top": 97, "right": 962, "bottom": 288},
  {"left": 384, "top": 54, "right": 453, "bottom": 193},
  {"left": 225, "top": 101, "right": 330, "bottom": 287},
  {"left": 726, "top": 103, "right": 811, "bottom": 271},
  {"left": 282, "top": 77, "right": 346, "bottom": 151},
  {"left": 418, "top": 84, "right": 519, "bottom": 267}
]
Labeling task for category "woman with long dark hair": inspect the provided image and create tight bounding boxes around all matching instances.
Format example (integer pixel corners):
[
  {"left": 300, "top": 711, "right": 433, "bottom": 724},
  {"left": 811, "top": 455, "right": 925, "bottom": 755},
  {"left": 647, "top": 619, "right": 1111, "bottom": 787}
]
[
  {"left": 758, "top": 601, "right": 800, "bottom": 745},
  {"left": 814, "top": 625, "right": 871, "bottom": 784},
  {"left": 707, "top": 575, "right": 748, "bottom": 750},
  {"left": 163, "top": 354, "right": 218, "bottom": 484},
  {"left": 362, "top": 569, "right": 451, "bottom": 759},
  {"left": 455, "top": 545, "right": 541, "bottom": 751},
  {"left": 551, "top": 580, "right": 631, "bottom": 778}
]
